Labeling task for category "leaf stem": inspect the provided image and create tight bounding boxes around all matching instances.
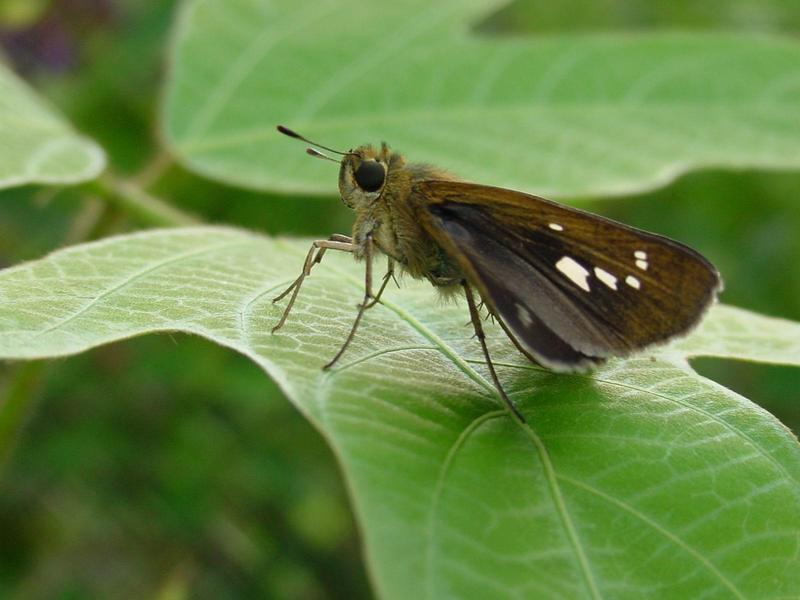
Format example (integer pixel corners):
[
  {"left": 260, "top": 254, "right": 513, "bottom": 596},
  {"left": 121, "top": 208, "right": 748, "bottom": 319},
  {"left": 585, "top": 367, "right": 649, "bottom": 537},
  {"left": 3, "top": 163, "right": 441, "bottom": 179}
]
[
  {"left": 130, "top": 148, "right": 175, "bottom": 189},
  {"left": 93, "top": 174, "right": 200, "bottom": 227},
  {"left": 0, "top": 362, "right": 46, "bottom": 477},
  {"left": 0, "top": 170, "right": 198, "bottom": 478}
]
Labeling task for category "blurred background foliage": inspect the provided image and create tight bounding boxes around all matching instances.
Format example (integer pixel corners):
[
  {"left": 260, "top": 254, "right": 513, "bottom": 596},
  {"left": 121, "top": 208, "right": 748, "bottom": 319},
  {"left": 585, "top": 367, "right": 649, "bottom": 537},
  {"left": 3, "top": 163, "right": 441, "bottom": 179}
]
[{"left": 0, "top": 0, "right": 798, "bottom": 598}]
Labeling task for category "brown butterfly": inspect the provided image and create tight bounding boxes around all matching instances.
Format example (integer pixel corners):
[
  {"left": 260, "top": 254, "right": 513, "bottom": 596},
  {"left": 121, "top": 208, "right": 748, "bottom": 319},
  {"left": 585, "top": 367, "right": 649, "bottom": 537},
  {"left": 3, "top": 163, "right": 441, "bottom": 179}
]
[{"left": 272, "top": 126, "right": 722, "bottom": 422}]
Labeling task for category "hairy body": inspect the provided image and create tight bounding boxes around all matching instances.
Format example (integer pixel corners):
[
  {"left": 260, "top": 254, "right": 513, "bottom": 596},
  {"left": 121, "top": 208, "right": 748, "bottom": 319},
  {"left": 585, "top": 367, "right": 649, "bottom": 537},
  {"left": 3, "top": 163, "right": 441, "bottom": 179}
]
[{"left": 344, "top": 145, "right": 462, "bottom": 291}]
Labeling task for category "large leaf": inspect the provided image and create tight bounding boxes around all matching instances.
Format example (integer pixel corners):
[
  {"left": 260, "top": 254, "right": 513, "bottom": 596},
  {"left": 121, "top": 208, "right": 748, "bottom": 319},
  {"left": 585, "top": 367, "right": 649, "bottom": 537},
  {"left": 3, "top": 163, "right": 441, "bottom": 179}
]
[
  {"left": 0, "top": 62, "right": 105, "bottom": 189},
  {"left": 164, "top": 0, "right": 800, "bottom": 197},
  {"left": 2, "top": 227, "right": 798, "bottom": 599}
]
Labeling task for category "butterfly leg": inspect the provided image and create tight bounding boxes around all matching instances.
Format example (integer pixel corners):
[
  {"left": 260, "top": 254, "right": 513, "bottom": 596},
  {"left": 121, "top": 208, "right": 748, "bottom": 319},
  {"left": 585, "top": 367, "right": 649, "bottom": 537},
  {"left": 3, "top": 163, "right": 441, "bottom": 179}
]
[
  {"left": 273, "top": 234, "right": 353, "bottom": 304},
  {"left": 272, "top": 235, "right": 355, "bottom": 333},
  {"left": 364, "top": 257, "right": 396, "bottom": 309},
  {"left": 303, "top": 234, "right": 353, "bottom": 277},
  {"left": 324, "top": 235, "right": 375, "bottom": 369},
  {"left": 462, "top": 282, "right": 526, "bottom": 423}
]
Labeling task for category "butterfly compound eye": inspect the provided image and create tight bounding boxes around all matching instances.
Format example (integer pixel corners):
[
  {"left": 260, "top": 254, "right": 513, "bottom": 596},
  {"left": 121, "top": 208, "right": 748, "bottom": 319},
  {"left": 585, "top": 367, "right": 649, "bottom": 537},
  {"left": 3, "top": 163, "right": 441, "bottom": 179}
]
[{"left": 354, "top": 160, "right": 385, "bottom": 192}]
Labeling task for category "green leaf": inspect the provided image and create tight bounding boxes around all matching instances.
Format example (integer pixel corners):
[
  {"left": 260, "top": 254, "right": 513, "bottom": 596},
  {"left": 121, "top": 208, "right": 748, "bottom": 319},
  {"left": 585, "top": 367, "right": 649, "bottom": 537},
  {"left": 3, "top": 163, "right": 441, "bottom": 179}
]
[
  {"left": 164, "top": 0, "right": 800, "bottom": 197},
  {"left": 0, "top": 62, "right": 105, "bottom": 189},
  {"left": 2, "top": 227, "right": 798, "bottom": 599},
  {"left": 672, "top": 304, "right": 800, "bottom": 367}
]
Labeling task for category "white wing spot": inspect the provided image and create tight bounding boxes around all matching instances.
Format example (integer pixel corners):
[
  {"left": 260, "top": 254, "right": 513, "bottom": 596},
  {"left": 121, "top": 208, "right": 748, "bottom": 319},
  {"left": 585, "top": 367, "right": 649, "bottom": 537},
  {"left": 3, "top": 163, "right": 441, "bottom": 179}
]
[
  {"left": 556, "top": 256, "right": 590, "bottom": 292},
  {"left": 626, "top": 275, "right": 641, "bottom": 289},
  {"left": 516, "top": 303, "right": 534, "bottom": 327},
  {"left": 594, "top": 267, "right": 618, "bottom": 290},
  {"left": 636, "top": 259, "right": 649, "bottom": 271},
  {"left": 548, "top": 223, "right": 564, "bottom": 231},
  {"left": 634, "top": 250, "right": 647, "bottom": 260}
]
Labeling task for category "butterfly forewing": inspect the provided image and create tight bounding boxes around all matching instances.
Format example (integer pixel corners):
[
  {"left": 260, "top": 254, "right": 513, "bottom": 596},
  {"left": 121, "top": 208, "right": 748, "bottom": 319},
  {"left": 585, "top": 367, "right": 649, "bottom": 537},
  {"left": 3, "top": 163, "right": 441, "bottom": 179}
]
[{"left": 415, "top": 180, "right": 722, "bottom": 369}]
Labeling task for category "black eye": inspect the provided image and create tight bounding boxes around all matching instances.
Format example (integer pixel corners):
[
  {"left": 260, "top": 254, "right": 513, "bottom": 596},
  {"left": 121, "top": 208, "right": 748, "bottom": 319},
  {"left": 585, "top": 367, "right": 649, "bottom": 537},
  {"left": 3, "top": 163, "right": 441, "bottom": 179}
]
[{"left": 354, "top": 160, "right": 385, "bottom": 192}]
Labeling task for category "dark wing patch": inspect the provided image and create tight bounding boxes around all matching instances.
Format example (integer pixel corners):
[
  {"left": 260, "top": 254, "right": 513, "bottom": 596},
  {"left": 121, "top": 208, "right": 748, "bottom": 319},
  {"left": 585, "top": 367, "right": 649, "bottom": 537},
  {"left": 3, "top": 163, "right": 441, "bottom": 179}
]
[{"left": 415, "top": 180, "right": 721, "bottom": 370}]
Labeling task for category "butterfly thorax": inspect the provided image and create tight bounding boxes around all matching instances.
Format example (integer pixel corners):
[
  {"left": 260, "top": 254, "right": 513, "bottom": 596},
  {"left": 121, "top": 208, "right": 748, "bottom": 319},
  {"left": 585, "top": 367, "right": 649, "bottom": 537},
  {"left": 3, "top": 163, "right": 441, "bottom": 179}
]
[{"left": 352, "top": 158, "right": 462, "bottom": 290}]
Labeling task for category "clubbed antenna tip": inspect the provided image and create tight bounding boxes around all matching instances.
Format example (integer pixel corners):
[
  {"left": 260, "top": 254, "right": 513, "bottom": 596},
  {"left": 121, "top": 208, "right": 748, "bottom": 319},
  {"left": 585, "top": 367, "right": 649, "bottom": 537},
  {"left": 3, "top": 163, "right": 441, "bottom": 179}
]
[{"left": 276, "top": 125, "right": 301, "bottom": 139}]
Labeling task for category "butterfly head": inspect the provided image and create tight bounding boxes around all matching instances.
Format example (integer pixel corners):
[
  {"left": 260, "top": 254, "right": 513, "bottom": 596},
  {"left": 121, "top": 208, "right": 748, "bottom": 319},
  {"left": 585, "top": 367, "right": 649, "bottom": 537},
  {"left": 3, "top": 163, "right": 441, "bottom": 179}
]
[
  {"left": 337, "top": 144, "right": 390, "bottom": 208},
  {"left": 276, "top": 125, "right": 396, "bottom": 209}
]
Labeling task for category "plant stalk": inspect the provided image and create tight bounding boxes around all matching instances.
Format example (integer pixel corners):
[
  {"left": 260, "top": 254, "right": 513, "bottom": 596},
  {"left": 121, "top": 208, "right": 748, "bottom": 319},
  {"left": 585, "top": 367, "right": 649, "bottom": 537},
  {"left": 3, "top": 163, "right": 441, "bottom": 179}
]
[
  {"left": 94, "top": 174, "right": 200, "bottom": 228},
  {"left": 0, "top": 362, "right": 46, "bottom": 477}
]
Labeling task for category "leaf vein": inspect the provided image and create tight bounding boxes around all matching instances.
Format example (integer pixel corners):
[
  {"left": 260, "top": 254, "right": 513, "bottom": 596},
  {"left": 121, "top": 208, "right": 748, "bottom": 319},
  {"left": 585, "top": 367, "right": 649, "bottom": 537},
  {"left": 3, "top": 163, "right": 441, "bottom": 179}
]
[
  {"left": 424, "top": 409, "right": 505, "bottom": 600},
  {"left": 558, "top": 474, "right": 747, "bottom": 600},
  {"left": 33, "top": 240, "right": 246, "bottom": 340}
]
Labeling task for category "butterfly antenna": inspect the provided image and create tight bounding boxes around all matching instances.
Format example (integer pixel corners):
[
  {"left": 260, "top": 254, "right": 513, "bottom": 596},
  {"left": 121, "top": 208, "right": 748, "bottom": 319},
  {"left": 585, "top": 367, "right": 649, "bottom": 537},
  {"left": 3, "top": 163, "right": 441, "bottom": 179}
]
[
  {"left": 306, "top": 147, "right": 339, "bottom": 163},
  {"left": 277, "top": 125, "right": 349, "bottom": 156}
]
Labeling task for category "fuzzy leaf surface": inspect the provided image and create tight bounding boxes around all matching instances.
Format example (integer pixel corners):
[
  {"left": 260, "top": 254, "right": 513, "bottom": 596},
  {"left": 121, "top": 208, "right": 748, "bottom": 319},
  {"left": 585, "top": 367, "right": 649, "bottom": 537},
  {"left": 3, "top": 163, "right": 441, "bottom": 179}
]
[
  {"left": 0, "top": 62, "right": 105, "bottom": 189},
  {"left": 165, "top": 0, "right": 800, "bottom": 197},
  {"left": 2, "top": 228, "right": 799, "bottom": 599}
]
